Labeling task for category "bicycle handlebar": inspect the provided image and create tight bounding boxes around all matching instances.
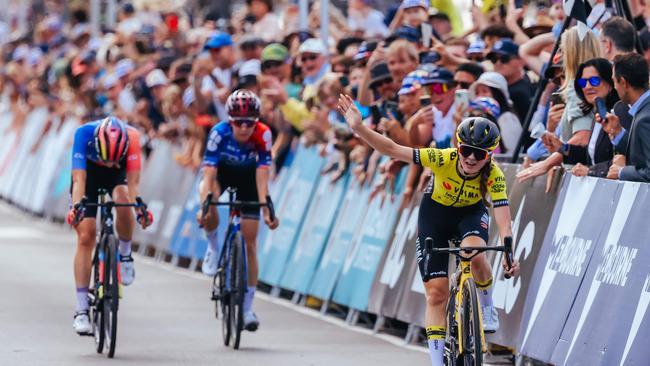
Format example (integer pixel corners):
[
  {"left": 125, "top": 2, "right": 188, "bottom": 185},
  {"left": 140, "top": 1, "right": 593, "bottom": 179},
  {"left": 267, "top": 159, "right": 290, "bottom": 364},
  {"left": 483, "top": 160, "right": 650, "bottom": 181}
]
[
  {"left": 426, "top": 236, "right": 515, "bottom": 278},
  {"left": 200, "top": 193, "right": 275, "bottom": 228},
  {"left": 72, "top": 196, "right": 149, "bottom": 226}
]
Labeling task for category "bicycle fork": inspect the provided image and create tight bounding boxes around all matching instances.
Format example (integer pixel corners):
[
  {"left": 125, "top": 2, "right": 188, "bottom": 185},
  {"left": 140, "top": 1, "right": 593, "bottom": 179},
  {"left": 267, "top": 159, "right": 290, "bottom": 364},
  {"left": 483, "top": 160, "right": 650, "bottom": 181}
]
[{"left": 455, "top": 261, "right": 487, "bottom": 354}]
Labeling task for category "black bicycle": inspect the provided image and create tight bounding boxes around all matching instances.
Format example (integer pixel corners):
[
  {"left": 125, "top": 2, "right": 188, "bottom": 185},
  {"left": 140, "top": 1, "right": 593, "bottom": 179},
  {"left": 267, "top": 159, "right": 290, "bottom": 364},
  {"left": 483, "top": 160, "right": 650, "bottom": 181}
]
[
  {"left": 72, "top": 190, "right": 149, "bottom": 358},
  {"left": 200, "top": 189, "right": 274, "bottom": 350},
  {"left": 424, "top": 237, "right": 513, "bottom": 366}
]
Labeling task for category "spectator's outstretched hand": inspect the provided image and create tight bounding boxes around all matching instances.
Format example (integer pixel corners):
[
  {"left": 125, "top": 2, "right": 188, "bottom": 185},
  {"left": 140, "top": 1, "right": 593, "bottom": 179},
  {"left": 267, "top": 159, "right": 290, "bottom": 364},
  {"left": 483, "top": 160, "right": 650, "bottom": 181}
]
[{"left": 338, "top": 94, "right": 362, "bottom": 130}]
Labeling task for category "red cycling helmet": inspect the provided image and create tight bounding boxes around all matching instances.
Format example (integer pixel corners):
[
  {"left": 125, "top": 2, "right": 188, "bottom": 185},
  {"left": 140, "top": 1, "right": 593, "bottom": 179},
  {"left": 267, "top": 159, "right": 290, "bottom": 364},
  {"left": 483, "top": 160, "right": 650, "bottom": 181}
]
[
  {"left": 94, "top": 116, "right": 129, "bottom": 163},
  {"left": 226, "top": 89, "right": 261, "bottom": 119}
]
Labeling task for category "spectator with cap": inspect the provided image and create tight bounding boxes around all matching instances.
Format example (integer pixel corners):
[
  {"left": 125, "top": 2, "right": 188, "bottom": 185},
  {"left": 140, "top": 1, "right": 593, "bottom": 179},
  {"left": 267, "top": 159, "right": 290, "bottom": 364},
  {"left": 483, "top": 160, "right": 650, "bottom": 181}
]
[
  {"left": 117, "top": 3, "right": 142, "bottom": 38},
  {"left": 299, "top": 38, "right": 330, "bottom": 88},
  {"left": 487, "top": 38, "right": 533, "bottom": 122},
  {"left": 115, "top": 58, "right": 138, "bottom": 114},
  {"left": 367, "top": 62, "right": 400, "bottom": 124},
  {"left": 347, "top": 0, "right": 389, "bottom": 38},
  {"left": 480, "top": 24, "right": 515, "bottom": 50},
  {"left": 235, "top": 59, "right": 262, "bottom": 94},
  {"left": 429, "top": 10, "right": 452, "bottom": 40},
  {"left": 196, "top": 32, "right": 236, "bottom": 121},
  {"left": 141, "top": 68, "right": 168, "bottom": 131},
  {"left": 408, "top": 67, "right": 457, "bottom": 148},
  {"left": 390, "top": 0, "right": 429, "bottom": 31},
  {"left": 466, "top": 71, "right": 521, "bottom": 152},
  {"left": 239, "top": 35, "right": 266, "bottom": 61},
  {"left": 599, "top": 17, "right": 636, "bottom": 61}
]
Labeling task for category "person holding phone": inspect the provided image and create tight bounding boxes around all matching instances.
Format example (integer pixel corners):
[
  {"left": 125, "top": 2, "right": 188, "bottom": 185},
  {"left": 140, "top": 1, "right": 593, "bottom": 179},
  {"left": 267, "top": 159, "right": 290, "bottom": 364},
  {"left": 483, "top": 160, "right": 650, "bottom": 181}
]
[{"left": 523, "top": 59, "right": 629, "bottom": 179}]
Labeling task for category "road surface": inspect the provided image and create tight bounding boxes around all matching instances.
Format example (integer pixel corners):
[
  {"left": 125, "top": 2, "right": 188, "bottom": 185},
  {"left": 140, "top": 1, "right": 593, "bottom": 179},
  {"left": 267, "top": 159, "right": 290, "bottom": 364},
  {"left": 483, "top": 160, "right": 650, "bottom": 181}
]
[{"left": 0, "top": 202, "right": 430, "bottom": 366}]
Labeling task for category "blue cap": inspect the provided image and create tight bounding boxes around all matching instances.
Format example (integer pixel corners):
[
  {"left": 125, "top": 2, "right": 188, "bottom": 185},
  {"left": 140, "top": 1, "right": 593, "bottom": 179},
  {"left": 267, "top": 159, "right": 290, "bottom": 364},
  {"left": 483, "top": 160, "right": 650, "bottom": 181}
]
[
  {"left": 468, "top": 97, "right": 501, "bottom": 119},
  {"left": 204, "top": 32, "right": 234, "bottom": 50},
  {"left": 400, "top": 0, "right": 429, "bottom": 10},
  {"left": 467, "top": 40, "right": 486, "bottom": 55},
  {"left": 487, "top": 38, "right": 519, "bottom": 58},
  {"left": 388, "top": 26, "right": 421, "bottom": 44},
  {"left": 423, "top": 67, "right": 454, "bottom": 85},
  {"left": 398, "top": 70, "right": 430, "bottom": 95}
]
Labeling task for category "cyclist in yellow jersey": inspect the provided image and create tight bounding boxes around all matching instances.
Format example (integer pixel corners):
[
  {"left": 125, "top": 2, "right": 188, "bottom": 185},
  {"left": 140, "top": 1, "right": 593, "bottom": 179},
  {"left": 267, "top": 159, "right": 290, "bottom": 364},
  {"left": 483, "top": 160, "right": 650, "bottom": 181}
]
[{"left": 338, "top": 94, "right": 520, "bottom": 366}]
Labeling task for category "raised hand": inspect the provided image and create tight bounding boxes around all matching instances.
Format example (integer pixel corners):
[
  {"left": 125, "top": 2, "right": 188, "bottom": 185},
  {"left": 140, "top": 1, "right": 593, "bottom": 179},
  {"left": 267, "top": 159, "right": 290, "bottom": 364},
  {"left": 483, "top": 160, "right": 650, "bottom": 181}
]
[{"left": 338, "top": 94, "right": 363, "bottom": 130}]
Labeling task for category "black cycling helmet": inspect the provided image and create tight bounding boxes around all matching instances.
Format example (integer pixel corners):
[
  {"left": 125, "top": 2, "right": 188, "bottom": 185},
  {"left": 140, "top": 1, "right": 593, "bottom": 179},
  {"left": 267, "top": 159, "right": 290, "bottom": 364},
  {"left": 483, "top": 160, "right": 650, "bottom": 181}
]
[{"left": 456, "top": 117, "right": 501, "bottom": 151}]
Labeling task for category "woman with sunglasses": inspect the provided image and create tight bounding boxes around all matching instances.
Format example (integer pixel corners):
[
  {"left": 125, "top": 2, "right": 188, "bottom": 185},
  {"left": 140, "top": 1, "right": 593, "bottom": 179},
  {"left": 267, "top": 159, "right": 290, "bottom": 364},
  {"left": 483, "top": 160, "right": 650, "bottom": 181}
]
[
  {"left": 338, "top": 94, "right": 520, "bottom": 366},
  {"left": 543, "top": 58, "right": 631, "bottom": 177},
  {"left": 196, "top": 89, "right": 280, "bottom": 332}
]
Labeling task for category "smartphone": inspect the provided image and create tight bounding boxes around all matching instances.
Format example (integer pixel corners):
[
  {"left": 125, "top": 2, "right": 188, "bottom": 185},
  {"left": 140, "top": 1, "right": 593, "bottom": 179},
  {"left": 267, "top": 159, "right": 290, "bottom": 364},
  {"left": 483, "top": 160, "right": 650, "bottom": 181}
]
[
  {"left": 550, "top": 92, "right": 565, "bottom": 106},
  {"left": 421, "top": 23, "right": 433, "bottom": 49},
  {"left": 419, "top": 51, "right": 441, "bottom": 64},
  {"left": 420, "top": 96, "right": 432, "bottom": 107},
  {"left": 369, "top": 104, "right": 382, "bottom": 125},
  {"left": 455, "top": 89, "right": 469, "bottom": 108},
  {"left": 595, "top": 97, "right": 608, "bottom": 120}
]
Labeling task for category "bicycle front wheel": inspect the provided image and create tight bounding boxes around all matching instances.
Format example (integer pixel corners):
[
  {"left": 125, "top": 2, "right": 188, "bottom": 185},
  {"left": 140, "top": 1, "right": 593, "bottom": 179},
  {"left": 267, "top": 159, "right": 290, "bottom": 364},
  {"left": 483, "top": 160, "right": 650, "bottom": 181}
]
[
  {"left": 231, "top": 232, "right": 246, "bottom": 350},
  {"left": 461, "top": 279, "right": 482, "bottom": 366},
  {"left": 91, "top": 247, "right": 105, "bottom": 354},
  {"left": 103, "top": 235, "right": 119, "bottom": 358}
]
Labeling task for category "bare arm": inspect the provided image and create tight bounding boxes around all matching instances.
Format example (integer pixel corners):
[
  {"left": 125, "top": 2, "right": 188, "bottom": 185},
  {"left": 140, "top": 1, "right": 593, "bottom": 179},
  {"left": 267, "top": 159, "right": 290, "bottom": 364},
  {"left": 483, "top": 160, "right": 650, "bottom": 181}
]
[
  {"left": 200, "top": 166, "right": 219, "bottom": 202},
  {"left": 519, "top": 33, "right": 555, "bottom": 76},
  {"left": 71, "top": 169, "right": 87, "bottom": 204},
  {"left": 339, "top": 94, "right": 412, "bottom": 163}
]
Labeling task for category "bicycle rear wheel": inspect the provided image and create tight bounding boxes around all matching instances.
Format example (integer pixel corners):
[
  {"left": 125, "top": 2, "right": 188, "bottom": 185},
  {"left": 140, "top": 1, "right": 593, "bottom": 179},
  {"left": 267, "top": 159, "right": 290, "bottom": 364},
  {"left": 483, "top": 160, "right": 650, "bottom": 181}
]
[
  {"left": 91, "top": 247, "right": 105, "bottom": 354},
  {"left": 103, "top": 235, "right": 119, "bottom": 358},
  {"left": 231, "top": 232, "right": 246, "bottom": 350},
  {"left": 461, "top": 279, "right": 482, "bottom": 366},
  {"left": 219, "top": 268, "right": 231, "bottom": 346}
]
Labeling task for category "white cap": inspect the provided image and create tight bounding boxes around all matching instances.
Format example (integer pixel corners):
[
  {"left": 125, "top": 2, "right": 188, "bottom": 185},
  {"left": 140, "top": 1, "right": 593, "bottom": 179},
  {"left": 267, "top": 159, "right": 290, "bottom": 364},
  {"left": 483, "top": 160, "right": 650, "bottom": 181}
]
[
  {"left": 115, "top": 59, "right": 135, "bottom": 78},
  {"left": 298, "top": 38, "right": 327, "bottom": 55},
  {"left": 145, "top": 69, "right": 168, "bottom": 88},
  {"left": 469, "top": 72, "right": 512, "bottom": 105},
  {"left": 238, "top": 59, "right": 261, "bottom": 77},
  {"left": 182, "top": 87, "right": 195, "bottom": 109},
  {"left": 12, "top": 44, "right": 29, "bottom": 61},
  {"left": 27, "top": 47, "right": 43, "bottom": 66},
  {"left": 102, "top": 73, "right": 120, "bottom": 89}
]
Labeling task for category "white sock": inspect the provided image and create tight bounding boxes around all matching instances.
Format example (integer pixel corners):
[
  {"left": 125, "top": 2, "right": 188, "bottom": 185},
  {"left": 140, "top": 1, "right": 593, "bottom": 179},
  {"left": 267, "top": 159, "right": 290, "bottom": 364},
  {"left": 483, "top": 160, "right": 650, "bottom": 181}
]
[
  {"left": 244, "top": 286, "right": 256, "bottom": 313},
  {"left": 119, "top": 240, "right": 132, "bottom": 256},
  {"left": 206, "top": 229, "right": 219, "bottom": 251},
  {"left": 76, "top": 287, "right": 89, "bottom": 312},
  {"left": 476, "top": 277, "right": 494, "bottom": 307},
  {"left": 426, "top": 326, "right": 446, "bottom": 366}
]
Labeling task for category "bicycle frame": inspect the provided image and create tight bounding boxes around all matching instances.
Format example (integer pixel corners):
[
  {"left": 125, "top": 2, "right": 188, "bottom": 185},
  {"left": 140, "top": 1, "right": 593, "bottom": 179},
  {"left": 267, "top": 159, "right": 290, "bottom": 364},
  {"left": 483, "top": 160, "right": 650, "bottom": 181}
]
[{"left": 454, "top": 258, "right": 486, "bottom": 354}]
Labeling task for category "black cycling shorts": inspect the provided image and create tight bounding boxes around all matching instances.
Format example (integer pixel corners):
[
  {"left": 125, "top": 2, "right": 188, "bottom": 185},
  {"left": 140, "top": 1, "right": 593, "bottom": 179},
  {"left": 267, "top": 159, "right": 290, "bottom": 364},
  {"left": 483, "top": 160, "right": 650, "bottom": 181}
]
[
  {"left": 71, "top": 161, "right": 128, "bottom": 218},
  {"left": 216, "top": 164, "right": 260, "bottom": 220},
  {"left": 416, "top": 194, "right": 490, "bottom": 282}
]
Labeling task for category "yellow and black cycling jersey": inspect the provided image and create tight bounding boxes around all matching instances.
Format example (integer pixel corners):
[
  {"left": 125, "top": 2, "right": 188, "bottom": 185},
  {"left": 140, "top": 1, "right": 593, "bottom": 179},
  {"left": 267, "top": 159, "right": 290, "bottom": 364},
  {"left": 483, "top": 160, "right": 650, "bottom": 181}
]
[{"left": 413, "top": 148, "right": 509, "bottom": 208}]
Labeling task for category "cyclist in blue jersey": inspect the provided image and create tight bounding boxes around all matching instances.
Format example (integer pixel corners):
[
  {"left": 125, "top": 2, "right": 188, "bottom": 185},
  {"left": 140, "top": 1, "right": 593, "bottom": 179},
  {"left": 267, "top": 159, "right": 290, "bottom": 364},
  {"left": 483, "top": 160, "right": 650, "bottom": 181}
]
[
  {"left": 68, "top": 116, "right": 153, "bottom": 335},
  {"left": 196, "top": 89, "right": 279, "bottom": 332}
]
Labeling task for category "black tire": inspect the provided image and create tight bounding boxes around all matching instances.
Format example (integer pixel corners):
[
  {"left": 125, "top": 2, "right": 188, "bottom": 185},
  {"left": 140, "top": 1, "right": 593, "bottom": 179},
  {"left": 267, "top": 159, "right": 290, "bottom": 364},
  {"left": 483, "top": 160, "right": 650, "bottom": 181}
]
[
  {"left": 231, "top": 232, "right": 246, "bottom": 350},
  {"left": 461, "top": 279, "right": 482, "bottom": 366},
  {"left": 104, "top": 235, "right": 119, "bottom": 358},
  {"left": 220, "top": 271, "right": 231, "bottom": 346},
  {"left": 92, "top": 248, "right": 105, "bottom": 354},
  {"left": 444, "top": 288, "right": 459, "bottom": 366}
]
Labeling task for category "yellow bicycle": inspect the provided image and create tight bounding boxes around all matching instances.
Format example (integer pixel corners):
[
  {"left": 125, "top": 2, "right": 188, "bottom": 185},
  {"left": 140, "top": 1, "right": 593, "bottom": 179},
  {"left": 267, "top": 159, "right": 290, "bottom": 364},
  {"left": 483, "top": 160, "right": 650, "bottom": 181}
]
[{"left": 424, "top": 237, "right": 513, "bottom": 366}]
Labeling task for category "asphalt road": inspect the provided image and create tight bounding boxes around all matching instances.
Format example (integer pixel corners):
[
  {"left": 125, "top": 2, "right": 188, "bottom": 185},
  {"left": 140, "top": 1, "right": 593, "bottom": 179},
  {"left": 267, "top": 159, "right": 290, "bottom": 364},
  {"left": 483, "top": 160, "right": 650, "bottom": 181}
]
[{"left": 0, "top": 202, "right": 430, "bottom": 366}]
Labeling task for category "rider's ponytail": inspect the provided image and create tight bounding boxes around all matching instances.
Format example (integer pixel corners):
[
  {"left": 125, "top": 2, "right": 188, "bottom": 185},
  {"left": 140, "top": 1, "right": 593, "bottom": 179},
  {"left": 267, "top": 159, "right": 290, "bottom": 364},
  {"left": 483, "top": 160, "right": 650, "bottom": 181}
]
[{"left": 479, "top": 161, "right": 492, "bottom": 208}]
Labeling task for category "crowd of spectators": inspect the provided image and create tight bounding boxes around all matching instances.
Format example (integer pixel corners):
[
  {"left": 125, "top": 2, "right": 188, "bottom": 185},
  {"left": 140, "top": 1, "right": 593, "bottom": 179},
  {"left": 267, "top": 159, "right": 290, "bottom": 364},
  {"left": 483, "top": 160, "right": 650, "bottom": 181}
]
[{"left": 3, "top": 0, "right": 650, "bottom": 206}]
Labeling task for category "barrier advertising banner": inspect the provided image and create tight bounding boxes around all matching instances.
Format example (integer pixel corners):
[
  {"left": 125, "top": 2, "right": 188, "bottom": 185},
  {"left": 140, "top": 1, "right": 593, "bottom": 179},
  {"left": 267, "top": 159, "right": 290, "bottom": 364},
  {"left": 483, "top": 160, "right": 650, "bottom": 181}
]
[
  {"left": 331, "top": 166, "right": 406, "bottom": 311},
  {"left": 308, "top": 174, "right": 372, "bottom": 301},
  {"left": 279, "top": 169, "right": 349, "bottom": 294},
  {"left": 518, "top": 176, "right": 621, "bottom": 362},
  {"left": 258, "top": 145, "right": 324, "bottom": 286},
  {"left": 367, "top": 192, "right": 421, "bottom": 318}
]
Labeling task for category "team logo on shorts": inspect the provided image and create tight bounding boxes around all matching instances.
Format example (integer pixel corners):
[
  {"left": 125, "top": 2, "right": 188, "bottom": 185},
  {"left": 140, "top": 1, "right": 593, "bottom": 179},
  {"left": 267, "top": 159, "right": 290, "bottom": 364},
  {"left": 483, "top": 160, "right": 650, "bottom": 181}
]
[{"left": 480, "top": 212, "right": 489, "bottom": 229}]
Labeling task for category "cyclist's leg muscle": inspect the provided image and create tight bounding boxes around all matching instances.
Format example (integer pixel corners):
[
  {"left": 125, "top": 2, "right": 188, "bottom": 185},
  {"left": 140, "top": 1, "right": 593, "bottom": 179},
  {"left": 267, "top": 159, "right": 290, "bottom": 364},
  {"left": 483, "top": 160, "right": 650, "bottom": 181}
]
[
  {"left": 424, "top": 277, "right": 449, "bottom": 327},
  {"left": 458, "top": 204, "right": 492, "bottom": 283},
  {"left": 74, "top": 218, "right": 97, "bottom": 288},
  {"left": 241, "top": 218, "right": 259, "bottom": 287},
  {"left": 113, "top": 185, "right": 135, "bottom": 241}
]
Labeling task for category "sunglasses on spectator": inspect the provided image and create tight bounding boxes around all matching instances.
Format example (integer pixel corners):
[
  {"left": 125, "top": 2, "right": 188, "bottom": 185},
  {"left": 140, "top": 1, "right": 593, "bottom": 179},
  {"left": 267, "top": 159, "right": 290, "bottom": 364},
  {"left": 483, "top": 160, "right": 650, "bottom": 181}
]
[
  {"left": 230, "top": 118, "right": 258, "bottom": 128},
  {"left": 300, "top": 54, "right": 319, "bottom": 63},
  {"left": 458, "top": 144, "right": 491, "bottom": 161},
  {"left": 426, "top": 83, "right": 451, "bottom": 95},
  {"left": 456, "top": 81, "right": 472, "bottom": 90},
  {"left": 262, "top": 60, "right": 284, "bottom": 70},
  {"left": 488, "top": 54, "right": 512, "bottom": 64},
  {"left": 469, "top": 55, "right": 484, "bottom": 62},
  {"left": 578, "top": 76, "right": 602, "bottom": 88}
]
